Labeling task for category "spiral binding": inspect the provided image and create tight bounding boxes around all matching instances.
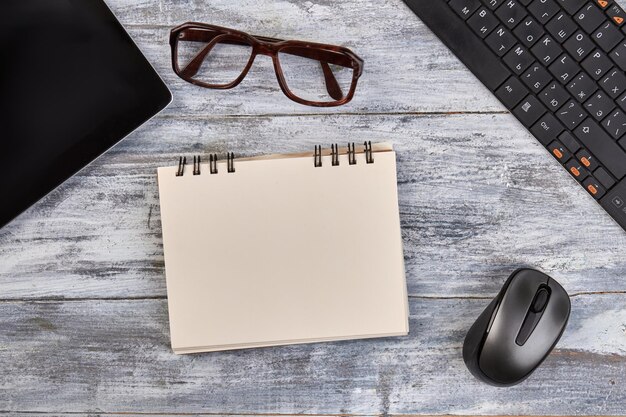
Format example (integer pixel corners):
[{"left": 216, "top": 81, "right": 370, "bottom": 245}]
[
  {"left": 313, "top": 143, "right": 375, "bottom": 167},
  {"left": 175, "top": 153, "right": 235, "bottom": 176},
  {"left": 348, "top": 143, "right": 357, "bottom": 165},
  {"left": 176, "top": 157, "right": 186, "bottom": 176},
  {"left": 209, "top": 154, "right": 218, "bottom": 174},
  {"left": 364, "top": 141, "right": 374, "bottom": 164},
  {"left": 175, "top": 145, "right": 376, "bottom": 176},
  {"left": 331, "top": 144, "right": 340, "bottom": 166},
  {"left": 193, "top": 156, "right": 201, "bottom": 175},
  {"left": 314, "top": 145, "right": 323, "bottom": 167},
  {"left": 227, "top": 152, "right": 235, "bottom": 173}
]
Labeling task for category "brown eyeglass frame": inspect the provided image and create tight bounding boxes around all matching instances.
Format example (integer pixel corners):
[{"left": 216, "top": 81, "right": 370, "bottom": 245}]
[{"left": 169, "top": 22, "right": 364, "bottom": 107}]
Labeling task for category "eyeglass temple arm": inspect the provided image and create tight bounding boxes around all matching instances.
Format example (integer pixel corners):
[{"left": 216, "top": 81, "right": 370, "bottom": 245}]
[{"left": 178, "top": 30, "right": 346, "bottom": 99}]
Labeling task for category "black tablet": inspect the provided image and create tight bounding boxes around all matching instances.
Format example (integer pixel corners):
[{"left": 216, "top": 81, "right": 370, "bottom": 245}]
[{"left": 0, "top": 0, "right": 172, "bottom": 229}]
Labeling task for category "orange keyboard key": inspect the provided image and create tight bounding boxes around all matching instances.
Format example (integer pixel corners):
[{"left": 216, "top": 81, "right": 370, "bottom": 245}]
[
  {"left": 596, "top": 0, "right": 610, "bottom": 9},
  {"left": 583, "top": 177, "right": 606, "bottom": 199},
  {"left": 548, "top": 140, "right": 571, "bottom": 162},
  {"left": 566, "top": 159, "right": 589, "bottom": 181}
]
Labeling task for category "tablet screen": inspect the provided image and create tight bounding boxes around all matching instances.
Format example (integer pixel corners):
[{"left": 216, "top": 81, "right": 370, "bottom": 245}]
[{"left": 0, "top": 0, "right": 172, "bottom": 228}]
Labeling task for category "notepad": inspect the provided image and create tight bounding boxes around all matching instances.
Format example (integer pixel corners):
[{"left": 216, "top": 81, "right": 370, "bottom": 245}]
[{"left": 157, "top": 143, "right": 408, "bottom": 354}]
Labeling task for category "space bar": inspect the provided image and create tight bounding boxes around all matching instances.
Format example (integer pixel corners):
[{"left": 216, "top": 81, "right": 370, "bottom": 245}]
[{"left": 403, "top": 0, "right": 511, "bottom": 91}]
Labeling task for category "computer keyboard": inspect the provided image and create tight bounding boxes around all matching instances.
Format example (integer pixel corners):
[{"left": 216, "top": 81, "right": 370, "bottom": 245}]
[{"left": 403, "top": 0, "right": 626, "bottom": 232}]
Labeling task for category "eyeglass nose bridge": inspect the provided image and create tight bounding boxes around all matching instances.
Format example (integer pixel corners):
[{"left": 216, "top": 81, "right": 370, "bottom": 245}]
[{"left": 253, "top": 41, "right": 281, "bottom": 57}]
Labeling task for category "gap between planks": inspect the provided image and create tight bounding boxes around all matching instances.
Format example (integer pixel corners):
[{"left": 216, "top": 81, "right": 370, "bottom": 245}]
[
  {"left": 153, "top": 111, "right": 511, "bottom": 120},
  {"left": 0, "top": 291, "right": 624, "bottom": 304},
  {"left": 0, "top": 413, "right": 588, "bottom": 417}
]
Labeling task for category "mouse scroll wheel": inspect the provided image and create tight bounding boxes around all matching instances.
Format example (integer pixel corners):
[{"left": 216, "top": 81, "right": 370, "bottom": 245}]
[{"left": 530, "top": 288, "right": 550, "bottom": 313}]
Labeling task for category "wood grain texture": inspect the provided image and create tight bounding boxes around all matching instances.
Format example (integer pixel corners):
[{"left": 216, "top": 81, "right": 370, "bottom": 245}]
[
  {"left": 112, "top": 0, "right": 505, "bottom": 116},
  {"left": 1, "top": 295, "right": 625, "bottom": 415},
  {"left": 1, "top": 0, "right": 626, "bottom": 414},
  {"left": 1, "top": 114, "right": 625, "bottom": 300}
]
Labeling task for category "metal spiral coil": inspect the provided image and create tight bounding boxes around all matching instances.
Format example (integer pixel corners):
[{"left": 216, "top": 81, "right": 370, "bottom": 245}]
[
  {"left": 364, "top": 141, "right": 374, "bottom": 164},
  {"left": 314, "top": 145, "right": 323, "bottom": 167},
  {"left": 174, "top": 153, "right": 235, "bottom": 176},
  {"left": 348, "top": 143, "right": 357, "bottom": 165},
  {"left": 313, "top": 143, "right": 374, "bottom": 167},
  {"left": 176, "top": 156, "right": 186, "bottom": 177},
  {"left": 331, "top": 144, "right": 340, "bottom": 166},
  {"left": 209, "top": 154, "right": 218, "bottom": 174},
  {"left": 193, "top": 156, "right": 201, "bottom": 175}
]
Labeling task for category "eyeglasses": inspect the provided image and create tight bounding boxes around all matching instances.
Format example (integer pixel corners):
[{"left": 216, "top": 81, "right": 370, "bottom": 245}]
[{"left": 169, "top": 22, "right": 364, "bottom": 107}]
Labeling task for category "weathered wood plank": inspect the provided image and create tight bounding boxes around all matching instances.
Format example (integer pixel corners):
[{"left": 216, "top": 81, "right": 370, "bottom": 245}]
[
  {"left": 1, "top": 114, "right": 625, "bottom": 300},
  {"left": 104, "top": 0, "right": 507, "bottom": 116},
  {"left": 0, "top": 295, "right": 624, "bottom": 415}
]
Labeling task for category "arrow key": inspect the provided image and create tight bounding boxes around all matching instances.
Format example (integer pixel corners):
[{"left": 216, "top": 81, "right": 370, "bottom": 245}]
[
  {"left": 566, "top": 159, "right": 590, "bottom": 181},
  {"left": 548, "top": 140, "right": 572, "bottom": 162},
  {"left": 583, "top": 176, "right": 607, "bottom": 199},
  {"left": 576, "top": 148, "right": 600, "bottom": 170}
]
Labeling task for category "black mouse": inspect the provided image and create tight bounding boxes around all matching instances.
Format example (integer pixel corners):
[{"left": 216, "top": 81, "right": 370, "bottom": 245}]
[{"left": 463, "top": 268, "right": 570, "bottom": 386}]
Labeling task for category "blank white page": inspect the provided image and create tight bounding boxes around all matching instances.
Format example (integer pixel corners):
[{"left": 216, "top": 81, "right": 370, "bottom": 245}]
[{"left": 157, "top": 145, "right": 408, "bottom": 354}]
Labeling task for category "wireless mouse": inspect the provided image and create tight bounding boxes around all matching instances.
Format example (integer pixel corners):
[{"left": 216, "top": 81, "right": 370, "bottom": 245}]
[{"left": 463, "top": 268, "right": 570, "bottom": 387}]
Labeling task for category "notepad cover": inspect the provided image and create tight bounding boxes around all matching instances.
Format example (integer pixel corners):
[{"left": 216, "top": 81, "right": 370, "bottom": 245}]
[{"left": 157, "top": 145, "right": 408, "bottom": 354}]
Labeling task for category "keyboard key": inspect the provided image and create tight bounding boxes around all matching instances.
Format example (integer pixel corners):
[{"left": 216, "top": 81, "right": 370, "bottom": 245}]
[
  {"left": 549, "top": 53, "right": 580, "bottom": 83},
  {"left": 548, "top": 139, "right": 572, "bottom": 161},
  {"left": 406, "top": 0, "right": 626, "bottom": 231},
  {"left": 522, "top": 64, "right": 553, "bottom": 91},
  {"left": 566, "top": 158, "right": 590, "bottom": 180},
  {"left": 564, "top": 30, "right": 595, "bottom": 61},
  {"left": 532, "top": 35, "right": 564, "bottom": 64},
  {"left": 496, "top": 0, "right": 528, "bottom": 29},
  {"left": 584, "top": 90, "right": 615, "bottom": 120},
  {"left": 449, "top": 0, "right": 481, "bottom": 19},
  {"left": 415, "top": 1, "right": 513, "bottom": 91},
  {"left": 593, "top": 0, "right": 611, "bottom": 10},
  {"left": 574, "top": 119, "right": 626, "bottom": 177},
  {"left": 602, "top": 109, "right": 626, "bottom": 138},
  {"left": 559, "top": 130, "right": 582, "bottom": 152},
  {"left": 540, "top": 80, "right": 571, "bottom": 109},
  {"left": 600, "top": 68, "right": 626, "bottom": 98},
  {"left": 514, "top": 95, "right": 547, "bottom": 126},
  {"left": 486, "top": 25, "right": 518, "bottom": 56},
  {"left": 617, "top": 91, "right": 626, "bottom": 111},
  {"left": 574, "top": 4, "right": 607, "bottom": 34},
  {"left": 557, "top": 99, "right": 587, "bottom": 127},
  {"left": 468, "top": 7, "right": 500, "bottom": 38},
  {"left": 581, "top": 50, "right": 613, "bottom": 79},
  {"left": 531, "top": 112, "right": 565, "bottom": 144},
  {"left": 485, "top": 0, "right": 507, "bottom": 10},
  {"left": 557, "top": 0, "right": 587, "bottom": 15},
  {"left": 567, "top": 72, "right": 598, "bottom": 101},
  {"left": 607, "top": 4, "right": 626, "bottom": 26},
  {"left": 528, "top": 0, "right": 560, "bottom": 23},
  {"left": 583, "top": 176, "right": 607, "bottom": 198},
  {"left": 496, "top": 76, "right": 530, "bottom": 107},
  {"left": 600, "top": 178, "right": 626, "bottom": 230},
  {"left": 514, "top": 16, "right": 545, "bottom": 46},
  {"left": 546, "top": 12, "right": 578, "bottom": 43},
  {"left": 594, "top": 166, "right": 616, "bottom": 188},
  {"left": 610, "top": 42, "right": 626, "bottom": 71},
  {"left": 576, "top": 148, "right": 600, "bottom": 170},
  {"left": 592, "top": 22, "right": 623, "bottom": 52},
  {"left": 504, "top": 45, "right": 535, "bottom": 73}
]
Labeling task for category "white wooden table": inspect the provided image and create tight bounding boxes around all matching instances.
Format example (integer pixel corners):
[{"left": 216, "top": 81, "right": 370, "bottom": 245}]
[{"left": 1, "top": 0, "right": 626, "bottom": 415}]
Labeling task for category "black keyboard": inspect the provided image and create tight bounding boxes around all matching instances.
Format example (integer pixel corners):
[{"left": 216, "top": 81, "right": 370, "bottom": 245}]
[{"left": 404, "top": 0, "right": 626, "bottom": 231}]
